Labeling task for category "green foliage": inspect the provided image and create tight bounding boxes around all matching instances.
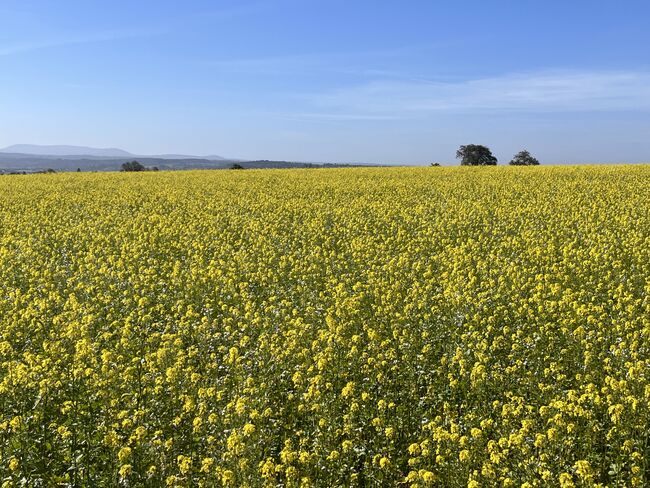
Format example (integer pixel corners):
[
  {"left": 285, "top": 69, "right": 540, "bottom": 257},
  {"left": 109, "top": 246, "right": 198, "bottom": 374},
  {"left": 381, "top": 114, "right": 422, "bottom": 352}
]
[
  {"left": 509, "top": 150, "right": 540, "bottom": 166},
  {"left": 121, "top": 161, "right": 146, "bottom": 172},
  {"left": 456, "top": 145, "right": 498, "bottom": 166}
]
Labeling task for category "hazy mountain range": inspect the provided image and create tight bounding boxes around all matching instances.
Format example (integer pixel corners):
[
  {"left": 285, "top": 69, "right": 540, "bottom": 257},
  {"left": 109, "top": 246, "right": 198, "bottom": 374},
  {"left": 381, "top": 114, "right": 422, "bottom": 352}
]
[
  {"left": 0, "top": 144, "right": 226, "bottom": 160},
  {"left": 0, "top": 144, "right": 369, "bottom": 173}
]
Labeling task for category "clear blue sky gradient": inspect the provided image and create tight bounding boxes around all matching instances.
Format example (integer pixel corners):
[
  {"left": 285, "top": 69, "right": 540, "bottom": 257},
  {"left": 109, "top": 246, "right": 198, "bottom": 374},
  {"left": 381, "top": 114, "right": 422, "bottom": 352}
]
[{"left": 1, "top": 0, "right": 649, "bottom": 164}]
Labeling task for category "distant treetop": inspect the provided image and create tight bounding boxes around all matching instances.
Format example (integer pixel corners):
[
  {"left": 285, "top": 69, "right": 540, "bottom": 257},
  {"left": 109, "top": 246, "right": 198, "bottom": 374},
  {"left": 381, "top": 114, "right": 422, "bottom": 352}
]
[
  {"left": 456, "top": 145, "right": 497, "bottom": 166},
  {"left": 121, "top": 161, "right": 146, "bottom": 172},
  {"left": 509, "top": 150, "right": 540, "bottom": 166}
]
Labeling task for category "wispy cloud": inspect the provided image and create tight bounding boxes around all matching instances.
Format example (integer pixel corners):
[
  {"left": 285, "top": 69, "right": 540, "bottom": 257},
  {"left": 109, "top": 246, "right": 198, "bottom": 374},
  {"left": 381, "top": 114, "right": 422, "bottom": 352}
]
[
  {"left": 295, "top": 70, "right": 650, "bottom": 119},
  {"left": 0, "top": 29, "right": 161, "bottom": 57},
  {"left": 195, "top": 1, "right": 275, "bottom": 21},
  {"left": 205, "top": 43, "right": 448, "bottom": 77},
  {"left": 207, "top": 53, "right": 334, "bottom": 75},
  {"left": 272, "top": 112, "right": 403, "bottom": 122},
  {"left": 0, "top": 2, "right": 267, "bottom": 58}
]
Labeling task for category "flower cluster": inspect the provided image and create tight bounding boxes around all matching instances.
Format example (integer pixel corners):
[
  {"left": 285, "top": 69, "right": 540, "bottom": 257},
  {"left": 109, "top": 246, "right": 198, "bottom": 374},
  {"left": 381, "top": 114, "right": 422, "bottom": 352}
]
[{"left": 0, "top": 166, "right": 649, "bottom": 486}]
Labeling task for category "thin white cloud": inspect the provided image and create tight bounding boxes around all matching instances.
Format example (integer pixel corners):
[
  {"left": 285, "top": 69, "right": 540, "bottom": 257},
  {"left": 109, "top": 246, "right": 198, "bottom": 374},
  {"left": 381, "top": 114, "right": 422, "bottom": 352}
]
[
  {"left": 298, "top": 70, "right": 650, "bottom": 118},
  {"left": 205, "top": 43, "right": 448, "bottom": 76},
  {"left": 196, "top": 1, "right": 275, "bottom": 21},
  {"left": 0, "top": 2, "right": 267, "bottom": 58},
  {"left": 273, "top": 112, "right": 403, "bottom": 121},
  {"left": 208, "top": 53, "right": 331, "bottom": 74},
  {"left": 0, "top": 29, "right": 161, "bottom": 57}
]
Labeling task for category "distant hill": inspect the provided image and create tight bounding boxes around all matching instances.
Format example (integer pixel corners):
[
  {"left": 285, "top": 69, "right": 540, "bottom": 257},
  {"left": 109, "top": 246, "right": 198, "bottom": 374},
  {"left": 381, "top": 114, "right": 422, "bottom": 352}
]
[
  {"left": 0, "top": 144, "right": 382, "bottom": 173},
  {"left": 0, "top": 155, "right": 237, "bottom": 173},
  {"left": 0, "top": 144, "right": 134, "bottom": 158},
  {"left": 153, "top": 154, "right": 226, "bottom": 160},
  {"left": 0, "top": 154, "right": 379, "bottom": 173},
  {"left": 0, "top": 144, "right": 227, "bottom": 161}
]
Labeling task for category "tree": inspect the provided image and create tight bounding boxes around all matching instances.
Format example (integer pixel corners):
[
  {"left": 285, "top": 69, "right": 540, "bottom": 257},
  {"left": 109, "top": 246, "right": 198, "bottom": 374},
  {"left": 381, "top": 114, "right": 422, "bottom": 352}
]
[
  {"left": 456, "top": 145, "right": 497, "bottom": 166},
  {"left": 121, "top": 161, "right": 146, "bottom": 172},
  {"left": 430, "top": 163, "right": 441, "bottom": 167},
  {"left": 229, "top": 163, "right": 244, "bottom": 170},
  {"left": 509, "top": 150, "right": 539, "bottom": 166}
]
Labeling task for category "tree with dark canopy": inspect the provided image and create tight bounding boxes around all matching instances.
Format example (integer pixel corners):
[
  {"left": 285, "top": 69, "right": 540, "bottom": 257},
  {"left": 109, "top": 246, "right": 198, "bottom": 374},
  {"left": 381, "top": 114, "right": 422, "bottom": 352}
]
[
  {"left": 456, "top": 145, "right": 497, "bottom": 166},
  {"left": 121, "top": 161, "right": 146, "bottom": 172},
  {"left": 509, "top": 150, "right": 540, "bottom": 166}
]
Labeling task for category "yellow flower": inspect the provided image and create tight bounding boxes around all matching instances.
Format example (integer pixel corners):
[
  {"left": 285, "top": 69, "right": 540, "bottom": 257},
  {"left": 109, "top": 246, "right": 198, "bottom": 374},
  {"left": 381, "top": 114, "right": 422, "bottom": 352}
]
[
  {"left": 177, "top": 455, "right": 192, "bottom": 474},
  {"left": 243, "top": 423, "right": 256, "bottom": 436},
  {"left": 117, "top": 447, "right": 132, "bottom": 463},
  {"left": 260, "top": 458, "right": 275, "bottom": 479},
  {"left": 420, "top": 470, "right": 436, "bottom": 484},
  {"left": 574, "top": 460, "right": 592, "bottom": 481},
  {"left": 559, "top": 472, "right": 575, "bottom": 488},
  {"left": 9, "top": 416, "right": 22, "bottom": 431},
  {"left": 408, "top": 443, "right": 420, "bottom": 455},
  {"left": 341, "top": 381, "right": 355, "bottom": 398},
  {"left": 221, "top": 470, "right": 235, "bottom": 485}
]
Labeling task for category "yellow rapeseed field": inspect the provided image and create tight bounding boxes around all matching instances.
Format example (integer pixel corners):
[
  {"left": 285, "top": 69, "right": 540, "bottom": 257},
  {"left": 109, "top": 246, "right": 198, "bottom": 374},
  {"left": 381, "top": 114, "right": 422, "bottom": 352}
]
[{"left": 1, "top": 166, "right": 649, "bottom": 487}]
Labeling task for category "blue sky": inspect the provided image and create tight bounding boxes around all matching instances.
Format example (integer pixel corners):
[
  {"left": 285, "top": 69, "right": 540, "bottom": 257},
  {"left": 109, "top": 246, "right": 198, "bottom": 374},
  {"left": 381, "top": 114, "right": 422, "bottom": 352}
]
[{"left": 1, "top": 0, "right": 649, "bottom": 164}]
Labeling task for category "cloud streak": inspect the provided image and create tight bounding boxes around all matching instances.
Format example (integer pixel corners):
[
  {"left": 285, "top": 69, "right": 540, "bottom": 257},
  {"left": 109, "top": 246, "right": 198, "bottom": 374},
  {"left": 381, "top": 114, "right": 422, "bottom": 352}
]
[
  {"left": 0, "top": 29, "right": 162, "bottom": 57},
  {"left": 0, "top": 2, "right": 267, "bottom": 58},
  {"left": 297, "top": 70, "right": 650, "bottom": 119},
  {"left": 204, "top": 43, "right": 448, "bottom": 77}
]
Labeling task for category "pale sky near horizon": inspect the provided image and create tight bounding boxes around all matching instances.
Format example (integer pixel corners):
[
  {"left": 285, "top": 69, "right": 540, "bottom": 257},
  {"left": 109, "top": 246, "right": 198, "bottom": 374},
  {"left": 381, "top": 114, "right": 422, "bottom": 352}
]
[{"left": 1, "top": 0, "right": 649, "bottom": 164}]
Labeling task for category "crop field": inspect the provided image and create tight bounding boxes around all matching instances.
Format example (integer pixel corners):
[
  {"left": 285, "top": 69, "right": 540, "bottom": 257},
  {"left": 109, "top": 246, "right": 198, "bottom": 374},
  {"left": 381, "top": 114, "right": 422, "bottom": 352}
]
[{"left": 1, "top": 166, "right": 649, "bottom": 487}]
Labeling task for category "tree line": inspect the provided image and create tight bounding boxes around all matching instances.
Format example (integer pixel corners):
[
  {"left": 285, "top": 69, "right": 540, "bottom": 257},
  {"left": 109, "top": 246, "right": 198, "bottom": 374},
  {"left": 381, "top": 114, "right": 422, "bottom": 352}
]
[
  {"left": 433, "top": 145, "right": 540, "bottom": 166},
  {"left": 122, "top": 146, "right": 539, "bottom": 172},
  {"left": 121, "top": 161, "right": 159, "bottom": 172}
]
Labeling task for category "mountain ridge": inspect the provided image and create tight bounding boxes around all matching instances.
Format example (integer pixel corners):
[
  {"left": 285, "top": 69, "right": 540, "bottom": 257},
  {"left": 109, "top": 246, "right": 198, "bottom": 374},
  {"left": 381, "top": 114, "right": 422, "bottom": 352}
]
[{"left": 0, "top": 144, "right": 226, "bottom": 160}]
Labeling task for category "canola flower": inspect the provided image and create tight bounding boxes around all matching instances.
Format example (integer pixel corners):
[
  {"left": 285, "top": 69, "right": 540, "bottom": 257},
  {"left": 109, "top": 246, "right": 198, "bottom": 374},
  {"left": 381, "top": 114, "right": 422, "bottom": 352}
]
[{"left": 0, "top": 166, "right": 649, "bottom": 486}]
